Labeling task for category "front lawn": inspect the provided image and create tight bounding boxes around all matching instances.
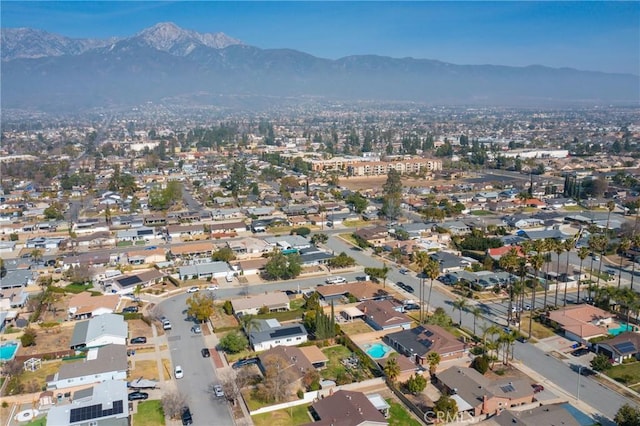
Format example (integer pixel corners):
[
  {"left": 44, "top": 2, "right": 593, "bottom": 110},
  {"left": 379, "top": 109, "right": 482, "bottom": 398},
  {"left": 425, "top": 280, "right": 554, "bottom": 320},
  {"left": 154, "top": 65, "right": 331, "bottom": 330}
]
[
  {"left": 133, "top": 400, "right": 165, "bottom": 426},
  {"left": 604, "top": 361, "right": 640, "bottom": 387},
  {"left": 254, "top": 309, "right": 304, "bottom": 322},
  {"left": 387, "top": 399, "right": 422, "bottom": 426},
  {"left": 339, "top": 320, "right": 374, "bottom": 336},
  {"left": 252, "top": 404, "right": 311, "bottom": 426},
  {"left": 64, "top": 283, "right": 94, "bottom": 293},
  {"left": 470, "top": 210, "right": 493, "bottom": 216},
  {"left": 23, "top": 417, "right": 47, "bottom": 426}
]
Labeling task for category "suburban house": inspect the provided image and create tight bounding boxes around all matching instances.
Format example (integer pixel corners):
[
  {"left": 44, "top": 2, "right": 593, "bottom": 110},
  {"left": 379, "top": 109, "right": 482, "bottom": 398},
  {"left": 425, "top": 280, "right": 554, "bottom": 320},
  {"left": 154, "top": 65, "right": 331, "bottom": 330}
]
[
  {"left": 316, "top": 281, "right": 390, "bottom": 304},
  {"left": 231, "top": 292, "right": 291, "bottom": 316},
  {"left": 70, "top": 313, "right": 128, "bottom": 350},
  {"left": 440, "top": 221, "right": 471, "bottom": 235},
  {"left": 178, "top": 261, "right": 233, "bottom": 280},
  {"left": 306, "top": 390, "right": 388, "bottom": 426},
  {"left": 109, "top": 269, "right": 165, "bottom": 294},
  {"left": 435, "top": 366, "right": 534, "bottom": 417},
  {"left": 67, "top": 292, "right": 120, "bottom": 320},
  {"left": 384, "top": 325, "right": 468, "bottom": 364},
  {"left": 210, "top": 221, "right": 248, "bottom": 236},
  {"left": 248, "top": 319, "right": 308, "bottom": 351},
  {"left": 353, "top": 226, "right": 389, "bottom": 247},
  {"left": 124, "top": 247, "right": 166, "bottom": 265},
  {"left": 47, "top": 344, "right": 127, "bottom": 390},
  {"left": 430, "top": 251, "right": 477, "bottom": 273},
  {"left": 231, "top": 258, "right": 269, "bottom": 276},
  {"left": 45, "top": 380, "right": 128, "bottom": 426},
  {"left": 264, "top": 235, "right": 312, "bottom": 251},
  {"left": 493, "top": 402, "right": 594, "bottom": 426},
  {"left": 545, "top": 305, "right": 614, "bottom": 344},
  {"left": 166, "top": 224, "right": 206, "bottom": 240},
  {"left": 257, "top": 346, "right": 315, "bottom": 390},
  {"left": 226, "top": 237, "right": 273, "bottom": 259},
  {"left": 357, "top": 300, "right": 413, "bottom": 331},
  {"left": 170, "top": 241, "right": 215, "bottom": 258},
  {"left": 595, "top": 332, "right": 640, "bottom": 364}
]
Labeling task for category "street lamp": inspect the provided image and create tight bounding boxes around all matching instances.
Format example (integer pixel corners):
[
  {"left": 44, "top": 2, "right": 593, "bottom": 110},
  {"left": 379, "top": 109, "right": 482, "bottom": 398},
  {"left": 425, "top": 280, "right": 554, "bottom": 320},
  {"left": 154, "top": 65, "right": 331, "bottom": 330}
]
[{"left": 577, "top": 366, "right": 583, "bottom": 401}]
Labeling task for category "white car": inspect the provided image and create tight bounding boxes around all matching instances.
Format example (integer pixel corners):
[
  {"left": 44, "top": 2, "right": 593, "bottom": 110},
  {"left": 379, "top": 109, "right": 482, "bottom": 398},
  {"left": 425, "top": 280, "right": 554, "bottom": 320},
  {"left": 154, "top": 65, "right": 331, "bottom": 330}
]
[
  {"left": 206, "top": 285, "right": 219, "bottom": 291},
  {"left": 325, "top": 276, "right": 346, "bottom": 284},
  {"left": 186, "top": 286, "right": 199, "bottom": 293},
  {"left": 213, "top": 384, "right": 225, "bottom": 398},
  {"left": 174, "top": 365, "right": 184, "bottom": 379}
]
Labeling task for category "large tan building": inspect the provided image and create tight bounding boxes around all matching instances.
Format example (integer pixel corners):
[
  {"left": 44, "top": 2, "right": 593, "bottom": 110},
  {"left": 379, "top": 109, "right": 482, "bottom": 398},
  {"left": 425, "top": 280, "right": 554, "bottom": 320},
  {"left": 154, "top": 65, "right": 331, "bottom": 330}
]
[{"left": 306, "top": 156, "right": 442, "bottom": 176}]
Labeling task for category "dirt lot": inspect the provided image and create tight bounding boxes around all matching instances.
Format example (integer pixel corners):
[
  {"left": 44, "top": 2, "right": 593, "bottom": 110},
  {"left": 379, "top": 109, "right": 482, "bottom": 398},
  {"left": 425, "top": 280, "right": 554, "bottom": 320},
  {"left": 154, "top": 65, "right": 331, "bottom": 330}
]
[
  {"left": 340, "top": 176, "right": 448, "bottom": 192},
  {"left": 129, "top": 360, "right": 159, "bottom": 381},
  {"left": 128, "top": 319, "right": 153, "bottom": 340},
  {"left": 15, "top": 323, "right": 74, "bottom": 358}
]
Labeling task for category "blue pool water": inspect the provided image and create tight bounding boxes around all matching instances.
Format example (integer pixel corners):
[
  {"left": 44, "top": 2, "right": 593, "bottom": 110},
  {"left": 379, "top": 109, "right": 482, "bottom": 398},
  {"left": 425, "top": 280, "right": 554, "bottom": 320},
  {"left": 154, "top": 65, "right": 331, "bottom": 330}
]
[
  {"left": 365, "top": 343, "right": 391, "bottom": 359},
  {"left": 609, "top": 323, "right": 637, "bottom": 336},
  {"left": 0, "top": 341, "right": 19, "bottom": 362}
]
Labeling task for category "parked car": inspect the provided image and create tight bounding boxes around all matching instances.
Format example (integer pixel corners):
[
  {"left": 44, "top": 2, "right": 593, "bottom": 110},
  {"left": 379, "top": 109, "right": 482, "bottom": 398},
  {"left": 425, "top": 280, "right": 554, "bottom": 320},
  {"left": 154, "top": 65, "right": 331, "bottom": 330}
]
[
  {"left": 403, "top": 303, "right": 420, "bottom": 311},
  {"left": 399, "top": 268, "right": 409, "bottom": 275},
  {"left": 213, "top": 384, "right": 225, "bottom": 398},
  {"left": 232, "top": 358, "right": 258, "bottom": 369},
  {"left": 531, "top": 384, "right": 544, "bottom": 393},
  {"left": 128, "top": 391, "right": 149, "bottom": 401},
  {"left": 571, "top": 348, "right": 590, "bottom": 357},
  {"left": 579, "top": 367, "right": 594, "bottom": 376},
  {"left": 325, "top": 276, "right": 346, "bottom": 284},
  {"left": 201, "top": 348, "right": 210, "bottom": 358},
  {"left": 130, "top": 337, "right": 147, "bottom": 344},
  {"left": 181, "top": 407, "right": 193, "bottom": 426},
  {"left": 123, "top": 306, "right": 139, "bottom": 313},
  {"left": 191, "top": 324, "right": 201, "bottom": 334},
  {"left": 206, "top": 285, "right": 219, "bottom": 291},
  {"left": 186, "top": 286, "right": 199, "bottom": 293},
  {"left": 175, "top": 365, "right": 184, "bottom": 379}
]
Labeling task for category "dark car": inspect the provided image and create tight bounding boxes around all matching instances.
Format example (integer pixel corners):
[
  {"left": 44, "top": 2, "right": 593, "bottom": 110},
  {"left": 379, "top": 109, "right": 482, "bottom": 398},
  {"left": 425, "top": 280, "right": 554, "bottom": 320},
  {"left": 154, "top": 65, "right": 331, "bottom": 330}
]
[
  {"left": 403, "top": 284, "right": 415, "bottom": 293},
  {"left": 531, "top": 384, "right": 544, "bottom": 393},
  {"left": 130, "top": 337, "right": 147, "bottom": 344},
  {"left": 128, "top": 391, "right": 149, "bottom": 401},
  {"left": 403, "top": 303, "right": 420, "bottom": 311},
  {"left": 181, "top": 407, "right": 193, "bottom": 426},
  {"left": 201, "top": 348, "right": 210, "bottom": 358},
  {"left": 571, "top": 348, "right": 590, "bottom": 357},
  {"left": 232, "top": 358, "right": 258, "bottom": 369},
  {"left": 579, "top": 367, "right": 594, "bottom": 376},
  {"left": 123, "top": 306, "right": 139, "bottom": 313}
]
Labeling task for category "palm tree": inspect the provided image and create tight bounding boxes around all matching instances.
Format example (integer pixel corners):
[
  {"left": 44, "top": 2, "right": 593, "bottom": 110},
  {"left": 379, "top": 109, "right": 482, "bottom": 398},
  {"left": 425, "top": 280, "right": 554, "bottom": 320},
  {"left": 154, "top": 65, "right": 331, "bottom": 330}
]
[
  {"left": 452, "top": 298, "right": 467, "bottom": 326},
  {"left": 499, "top": 248, "right": 520, "bottom": 323},
  {"left": 413, "top": 251, "right": 430, "bottom": 323},
  {"left": 541, "top": 238, "right": 555, "bottom": 309},
  {"left": 605, "top": 200, "right": 616, "bottom": 231},
  {"left": 426, "top": 351, "right": 441, "bottom": 376},
  {"left": 562, "top": 238, "right": 575, "bottom": 307},
  {"left": 528, "top": 253, "right": 545, "bottom": 337},
  {"left": 424, "top": 258, "right": 441, "bottom": 322},
  {"left": 577, "top": 246, "right": 589, "bottom": 302},
  {"left": 631, "top": 235, "right": 640, "bottom": 291},
  {"left": 239, "top": 314, "right": 260, "bottom": 334},
  {"left": 383, "top": 353, "right": 400, "bottom": 384},
  {"left": 471, "top": 306, "right": 482, "bottom": 337},
  {"left": 500, "top": 330, "right": 518, "bottom": 365},
  {"left": 592, "top": 234, "right": 609, "bottom": 295},
  {"left": 618, "top": 237, "right": 631, "bottom": 289},
  {"left": 554, "top": 240, "right": 564, "bottom": 307}
]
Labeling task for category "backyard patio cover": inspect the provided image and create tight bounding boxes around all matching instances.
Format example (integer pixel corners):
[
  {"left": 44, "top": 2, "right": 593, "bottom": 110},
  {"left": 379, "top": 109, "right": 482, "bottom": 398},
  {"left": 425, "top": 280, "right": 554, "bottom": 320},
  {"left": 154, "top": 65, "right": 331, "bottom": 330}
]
[{"left": 341, "top": 306, "right": 365, "bottom": 320}]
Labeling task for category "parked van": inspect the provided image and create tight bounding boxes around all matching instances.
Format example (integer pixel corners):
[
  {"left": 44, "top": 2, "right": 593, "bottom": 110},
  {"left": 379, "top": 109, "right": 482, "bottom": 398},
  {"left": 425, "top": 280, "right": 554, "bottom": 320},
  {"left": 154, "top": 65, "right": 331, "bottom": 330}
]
[
  {"left": 162, "top": 320, "right": 172, "bottom": 330},
  {"left": 226, "top": 274, "right": 234, "bottom": 283}
]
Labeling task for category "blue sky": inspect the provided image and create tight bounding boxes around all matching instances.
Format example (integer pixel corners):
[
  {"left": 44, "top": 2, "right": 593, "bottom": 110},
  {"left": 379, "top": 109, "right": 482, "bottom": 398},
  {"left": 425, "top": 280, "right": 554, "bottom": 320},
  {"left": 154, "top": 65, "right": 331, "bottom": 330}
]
[{"left": 2, "top": 1, "right": 639, "bottom": 75}]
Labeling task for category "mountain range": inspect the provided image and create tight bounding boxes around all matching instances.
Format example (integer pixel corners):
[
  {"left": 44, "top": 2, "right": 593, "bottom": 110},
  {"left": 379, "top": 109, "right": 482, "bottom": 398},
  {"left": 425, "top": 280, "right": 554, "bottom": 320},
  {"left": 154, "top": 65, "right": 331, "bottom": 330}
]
[{"left": 2, "top": 22, "right": 638, "bottom": 112}]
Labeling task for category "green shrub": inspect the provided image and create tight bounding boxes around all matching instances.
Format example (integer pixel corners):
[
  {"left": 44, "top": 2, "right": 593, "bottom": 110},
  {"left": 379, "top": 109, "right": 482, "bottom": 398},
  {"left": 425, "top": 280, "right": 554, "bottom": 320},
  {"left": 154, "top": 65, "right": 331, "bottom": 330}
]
[
  {"left": 471, "top": 355, "right": 489, "bottom": 374},
  {"left": 223, "top": 300, "right": 233, "bottom": 315},
  {"left": 297, "top": 389, "right": 304, "bottom": 399}
]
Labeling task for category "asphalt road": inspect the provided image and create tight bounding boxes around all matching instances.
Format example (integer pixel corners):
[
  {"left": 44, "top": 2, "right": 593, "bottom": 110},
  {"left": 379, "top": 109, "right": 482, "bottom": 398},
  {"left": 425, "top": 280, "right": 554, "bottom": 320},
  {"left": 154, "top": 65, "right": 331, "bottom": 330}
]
[
  {"left": 157, "top": 293, "right": 234, "bottom": 426},
  {"left": 323, "top": 235, "right": 637, "bottom": 422}
]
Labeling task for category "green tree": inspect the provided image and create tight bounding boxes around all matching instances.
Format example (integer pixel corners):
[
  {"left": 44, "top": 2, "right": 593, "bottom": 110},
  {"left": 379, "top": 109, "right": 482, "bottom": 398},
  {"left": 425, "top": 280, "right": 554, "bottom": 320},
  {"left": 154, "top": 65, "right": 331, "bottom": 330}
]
[
  {"left": 381, "top": 169, "right": 402, "bottom": 220},
  {"left": 426, "top": 351, "right": 441, "bottom": 375},
  {"left": 290, "top": 227, "right": 311, "bottom": 237},
  {"left": 433, "top": 395, "right": 458, "bottom": 419},
  {"left": 346, "top": 192, "right": 369, "bottom": 214},
  {"left": 327, "top": 252, "right": 356, "bottom": 269},
  {"left": 310, "top": 233, "right": 328, "bottom": 245},
  {"left": 452, "top": 298, "right": 467, "bottom": 325},
  {"left": 222, "top": 160, "right": 248, "bottom": 200},
  {"left": 20, "top": 328, "right": 37, "bottom": 347},
  {"left": 383, "top": 354, "right": 400, "bottom": 384},
  {"left": 614, "top": 403, "right": 640, "bottom": 426},
  {"left": 219, "top": 331, "right": 248, "bottom": 353},
  {"left": 264, "top": 252, "right": 302, "bottom": 280},
  {"left": 405, "top": 373, "right": 427, "bottom": 394},
  {"left": 186, "top": 292, "right": 215, "bottom": 323},
  {"left": 212, "top": 247, "right": 236, "bottom": 262},
  {"left": 577, "top": 246, "right": 589, "bottom": 302},
  {"left": 471, "top": 355, "right": 490, "bottom": 374},
  {"left": 43, "top": 202, "right": 64, "bottom": 220},
  {"left": 590, "top": 353, "right": 611, "bottom": 372}
]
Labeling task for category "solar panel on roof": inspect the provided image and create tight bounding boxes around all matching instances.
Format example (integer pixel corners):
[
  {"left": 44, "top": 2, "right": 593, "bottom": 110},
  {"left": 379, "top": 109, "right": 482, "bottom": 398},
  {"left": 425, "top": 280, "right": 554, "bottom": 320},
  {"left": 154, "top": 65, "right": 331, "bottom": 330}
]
[
  {"left": 118, "top": 275, "right": 142, "bottom": 287},
  {"left": 613, "top": 342, "right": 636, "bottom": 354},
  {"left": 69, "top": 400, "right": 124, "bottom": 423},
  {"left": 270, "top": 327, "right": 303, "bottom": 338},
  {"left": 499, "top": 384, "right": 515, "bottom": 393}
]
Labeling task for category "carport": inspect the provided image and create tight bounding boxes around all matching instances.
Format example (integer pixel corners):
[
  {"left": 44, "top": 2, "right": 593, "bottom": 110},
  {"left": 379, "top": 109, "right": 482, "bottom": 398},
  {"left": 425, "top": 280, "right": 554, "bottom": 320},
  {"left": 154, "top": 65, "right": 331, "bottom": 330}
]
[{"left": 341, "top": 306, "right": 365, "bottom": 321}]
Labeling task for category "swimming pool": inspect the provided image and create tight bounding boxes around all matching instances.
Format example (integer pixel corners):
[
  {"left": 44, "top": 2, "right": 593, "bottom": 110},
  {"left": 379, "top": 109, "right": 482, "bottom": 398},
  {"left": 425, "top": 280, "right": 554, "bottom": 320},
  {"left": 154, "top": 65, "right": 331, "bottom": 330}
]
[
  {"left": 365, "top": 343, "right": 392, "bottom": 359},
  {"left": 609, "top": 322, "right": 637, "bottom": 336},
  {"left": 0, "top": 341, "right": 19, "bottom": 362}
]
